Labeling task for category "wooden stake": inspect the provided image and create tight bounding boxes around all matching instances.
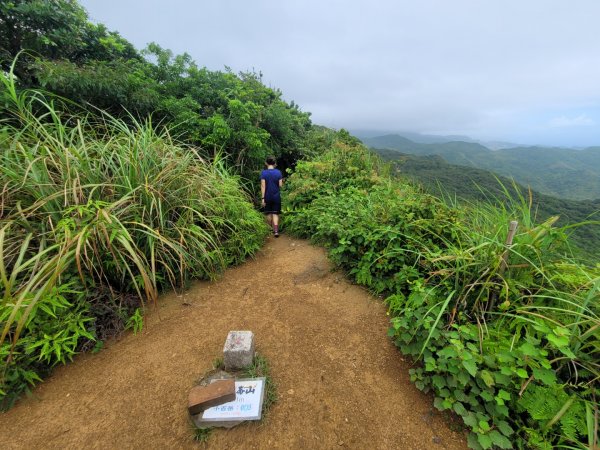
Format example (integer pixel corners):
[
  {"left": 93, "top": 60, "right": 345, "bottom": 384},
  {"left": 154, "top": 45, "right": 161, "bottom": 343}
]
[
  {"left": 499, "top": 221, "right": 518, "bottom": 273},
  {"left": 488, "top": 220, "right": 518, "bottom": 313}
]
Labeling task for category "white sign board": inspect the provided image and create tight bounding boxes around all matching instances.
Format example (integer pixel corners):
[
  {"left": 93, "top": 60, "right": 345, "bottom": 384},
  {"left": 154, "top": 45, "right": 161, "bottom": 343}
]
[{"left": 201, "top": 378, "right": 266, "bottom": 422}]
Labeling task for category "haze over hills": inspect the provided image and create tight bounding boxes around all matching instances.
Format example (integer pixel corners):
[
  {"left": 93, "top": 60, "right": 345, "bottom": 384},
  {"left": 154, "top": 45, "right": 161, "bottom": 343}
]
[
  {"left": 353, "top": 131, "right": 519, "bottom": 150},
  {"left": 374, "top": 149, "right": 600, "bottom": 262},
  {"left": 362, "top": 134, "right": 600, "bottom": 200}
]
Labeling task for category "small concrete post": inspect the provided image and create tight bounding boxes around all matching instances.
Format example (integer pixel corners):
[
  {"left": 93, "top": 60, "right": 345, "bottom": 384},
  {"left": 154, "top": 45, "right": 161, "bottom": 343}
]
[{"left": 223, "top": 331, "right": 255, "bottom": 370}]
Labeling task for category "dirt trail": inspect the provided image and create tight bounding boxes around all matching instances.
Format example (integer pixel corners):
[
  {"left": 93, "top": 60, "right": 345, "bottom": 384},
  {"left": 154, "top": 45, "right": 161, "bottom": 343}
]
[{"left": 0, "top": 236, "right": 466, "bottom": 449}]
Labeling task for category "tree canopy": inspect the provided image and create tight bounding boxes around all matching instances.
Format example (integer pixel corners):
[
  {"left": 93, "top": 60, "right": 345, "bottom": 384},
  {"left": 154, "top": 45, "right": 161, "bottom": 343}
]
[{"left": 1, "top": 0, "right": 312, "bottom": 177}]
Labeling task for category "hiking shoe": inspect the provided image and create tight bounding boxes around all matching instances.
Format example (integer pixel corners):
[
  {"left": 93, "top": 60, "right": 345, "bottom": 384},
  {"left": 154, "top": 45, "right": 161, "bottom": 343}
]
[{"left": 274, "top": 231, "right": 280, "bottom": 238}]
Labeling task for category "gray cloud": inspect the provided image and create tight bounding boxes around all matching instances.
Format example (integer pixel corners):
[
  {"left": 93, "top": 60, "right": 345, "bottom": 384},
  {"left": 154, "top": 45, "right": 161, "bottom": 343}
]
[
  {"left": 80, "top": 0, "right": 600, "bottom": 145},
  {"left": 549, "top": 114, "right": 595, "bottom": 128}
]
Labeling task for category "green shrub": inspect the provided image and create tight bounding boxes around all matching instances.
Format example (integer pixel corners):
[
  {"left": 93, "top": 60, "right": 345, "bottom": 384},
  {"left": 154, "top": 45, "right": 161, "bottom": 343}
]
[
  {"left": 284, "top": 133, "right": 599, "bottom": 449},
  {"left": 0, "top": 69, "right": 269, "bottom": 407}
]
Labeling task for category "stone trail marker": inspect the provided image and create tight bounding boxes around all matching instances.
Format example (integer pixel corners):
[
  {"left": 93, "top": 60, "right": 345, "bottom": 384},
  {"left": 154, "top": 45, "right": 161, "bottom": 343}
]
[
  {"left": 223, "top": 330, "right": 255, "bottom": 370},
  {"left": 190, "top": 330, "right": 264, "bottom": 429},
  {"left": 193, "top": 378, "right": 266, "bottom": 428}
]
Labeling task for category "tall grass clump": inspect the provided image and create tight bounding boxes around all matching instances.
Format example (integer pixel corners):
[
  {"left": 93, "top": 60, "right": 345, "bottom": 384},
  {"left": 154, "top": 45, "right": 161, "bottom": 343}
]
[
  {"left": 284, "top": 130, "right": 599, "bottom": 449},
  {"left": 0, "top": 67, "right": 268, "bottom": 409}
]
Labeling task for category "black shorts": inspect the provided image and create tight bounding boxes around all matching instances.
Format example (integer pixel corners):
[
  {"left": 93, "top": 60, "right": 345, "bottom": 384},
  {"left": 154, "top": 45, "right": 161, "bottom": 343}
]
[{"left": 264, "top": 199, "right": 281, "bottom": 214}]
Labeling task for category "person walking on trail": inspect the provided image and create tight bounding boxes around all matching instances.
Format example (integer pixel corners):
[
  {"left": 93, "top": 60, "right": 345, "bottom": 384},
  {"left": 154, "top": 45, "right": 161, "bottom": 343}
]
[{"left": 260, "top": 156, "right": 283, "bottom": 237}]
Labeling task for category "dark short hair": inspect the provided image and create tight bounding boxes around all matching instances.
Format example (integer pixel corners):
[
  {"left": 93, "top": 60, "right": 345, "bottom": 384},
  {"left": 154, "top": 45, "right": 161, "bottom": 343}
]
[{"left": 266, "top": 156, "right": 277, "bottom": 165}]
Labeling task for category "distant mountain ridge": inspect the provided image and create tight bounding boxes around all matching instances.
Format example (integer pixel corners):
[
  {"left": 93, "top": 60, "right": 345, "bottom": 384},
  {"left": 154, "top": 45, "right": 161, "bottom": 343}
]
[
  {"left": 354, "top": 131, "right": 519, "bottom": 149},
  {"left": 362, "top": 134, "right": 600, "bottom": 200},
  {"left": 373, "top": 149, "right": 600, "bottom": 262}
]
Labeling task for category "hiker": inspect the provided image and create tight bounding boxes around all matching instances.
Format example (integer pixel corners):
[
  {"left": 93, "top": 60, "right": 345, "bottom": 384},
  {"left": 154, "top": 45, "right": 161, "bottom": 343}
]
[{"left": 260, "top": 156, "right": 283, "bottom": 237}]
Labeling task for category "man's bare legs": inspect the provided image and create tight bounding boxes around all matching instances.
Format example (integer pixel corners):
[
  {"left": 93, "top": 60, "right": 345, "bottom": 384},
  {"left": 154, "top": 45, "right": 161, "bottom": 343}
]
[
  {"left": 272, "top": 214, "right": 279, "bottom": 236},
  {"left": 266, "top": 213, "right": 279, "bottom": 236}
]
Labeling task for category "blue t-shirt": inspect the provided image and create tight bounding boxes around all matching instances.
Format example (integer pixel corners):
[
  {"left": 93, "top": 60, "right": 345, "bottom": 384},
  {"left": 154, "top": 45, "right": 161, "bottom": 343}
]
[{"left": 260, "top": 168, "right": 282, "bottom": 201}]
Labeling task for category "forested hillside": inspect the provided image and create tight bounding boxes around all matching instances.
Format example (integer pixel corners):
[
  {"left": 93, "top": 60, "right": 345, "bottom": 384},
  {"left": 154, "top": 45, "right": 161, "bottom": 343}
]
[
  {"left": 374, "top": 149, "right": 600, "bottom": 262},
  {"left": 1, "top": 2, "right": 598, "bottom": 449},
  {"left": 284, "top": 135, "right": 599, "bottom": 450},
  {"left": 363, "top": 134, "right": 600, "bottom": 200}
]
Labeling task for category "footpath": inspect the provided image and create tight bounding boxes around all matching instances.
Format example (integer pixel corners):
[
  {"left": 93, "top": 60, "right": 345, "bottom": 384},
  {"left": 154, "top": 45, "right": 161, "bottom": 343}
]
[{"left": 0, "top": 236, "right": 466, "bottom": 449}]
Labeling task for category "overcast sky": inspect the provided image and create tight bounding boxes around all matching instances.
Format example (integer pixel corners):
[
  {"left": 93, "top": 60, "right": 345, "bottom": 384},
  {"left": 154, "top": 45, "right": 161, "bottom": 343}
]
[{"left": 80, "top": 0, "right": 600, "bottom": 147}]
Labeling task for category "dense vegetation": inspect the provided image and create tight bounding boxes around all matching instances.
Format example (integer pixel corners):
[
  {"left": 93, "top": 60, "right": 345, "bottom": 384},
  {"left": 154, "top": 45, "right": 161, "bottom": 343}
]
[
  {"left": 0, "top": 69, "right": 271, "bottom": 408},
  {"left": 0, "top": 0, "right": 311, "bottom": 408},
  {"left": 3, "top": 4, "right": 599, "bottom": 450},
  {"left": 283, "top": 135, "right": 599, "bottom": 449},
  {"left": 363, "top": 134, "right": 600, "bottom": 200},
  {"left": 374, "top": 149, "right": 600, "bottom": 262},
  {"left": 1, "top": 0, "right": 312, "bottom": 180}
]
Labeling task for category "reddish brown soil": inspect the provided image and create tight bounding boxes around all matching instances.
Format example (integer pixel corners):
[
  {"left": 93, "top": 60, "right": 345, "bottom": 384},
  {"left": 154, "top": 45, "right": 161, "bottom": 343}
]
[{"left": 0, "top": 236, "right": 467, "bottom": 449}]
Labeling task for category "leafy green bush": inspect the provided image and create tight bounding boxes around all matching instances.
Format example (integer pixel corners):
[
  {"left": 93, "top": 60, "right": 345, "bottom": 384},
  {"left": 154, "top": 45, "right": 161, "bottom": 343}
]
[
  {"left": 3, "top": 1, "right": 312, "bottom": 179},
  {"left": 0, "top": 69, "right": 269, "bottom": 408},
  {"left": 32, "top": 45, "right": 312, "bottom": 179},
  {"left": 284, "top": 132, "right": 599, "bottom": 449}
]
